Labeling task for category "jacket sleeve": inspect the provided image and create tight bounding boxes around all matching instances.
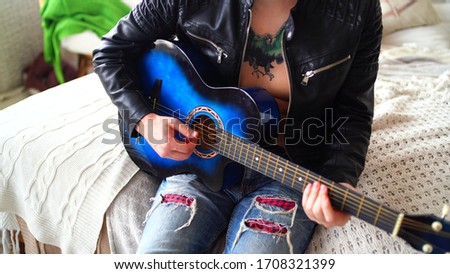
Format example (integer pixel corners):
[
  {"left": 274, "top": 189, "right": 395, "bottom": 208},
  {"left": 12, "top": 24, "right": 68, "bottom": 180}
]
[
  {"left": 92, "top": 0, "right": 179, "bottom": 132},
  {"left": 319, "top": 0, "right": 383, "bottom": 187}
]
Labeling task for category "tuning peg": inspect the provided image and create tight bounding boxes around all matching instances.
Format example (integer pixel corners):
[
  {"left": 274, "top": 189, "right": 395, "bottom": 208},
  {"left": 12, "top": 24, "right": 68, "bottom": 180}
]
[
  {"left": 422, "top": 244, "right": 433, "bottom": 254},
  {"left": 431, "top": 205, "right": 449, "bottom": 233},
  {"left": 442, "top": 204, "right": 449, "bottom": 219}
]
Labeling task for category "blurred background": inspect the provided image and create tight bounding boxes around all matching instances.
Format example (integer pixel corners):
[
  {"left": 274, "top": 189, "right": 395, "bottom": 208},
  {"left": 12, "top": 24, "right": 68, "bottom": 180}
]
[{"left": 0, "top": 0, "right": 140, "bottom": 109}]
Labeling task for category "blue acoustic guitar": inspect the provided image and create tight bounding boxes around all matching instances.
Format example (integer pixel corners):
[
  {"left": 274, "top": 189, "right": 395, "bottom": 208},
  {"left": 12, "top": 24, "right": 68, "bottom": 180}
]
[{"left": 125, "top": 39, "right": 449, "bottom": 254}]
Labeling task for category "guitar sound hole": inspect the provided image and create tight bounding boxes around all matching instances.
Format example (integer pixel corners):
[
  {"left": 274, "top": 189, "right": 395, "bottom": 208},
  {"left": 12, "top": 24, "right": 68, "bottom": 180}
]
[
  {"left": 187, "top": 106, "right": 223, "bottom": 159},
  {"left": 192, "top": 115, "right": 217, "bottom": 150}
]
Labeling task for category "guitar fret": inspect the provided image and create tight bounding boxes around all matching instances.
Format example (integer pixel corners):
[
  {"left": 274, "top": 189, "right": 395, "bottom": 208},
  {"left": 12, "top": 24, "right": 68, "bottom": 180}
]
[
  {"left": 227, "top": 135, "right": 232, "bottom": 156},
  {"left": 356, "top": 195, "right": 365, "bottom": 218},
  {"left": 373, "top": 204, "right": 383, "bottom": 226},
  {"left": 265, "top": 153, "right": 271, "bottom": 176},
  {"left": 302, "top": 170, "right": 310, "bottom": 192},
  {"left": 216, "top": 133, "right": 222, "bottom": 152},
  {"left": 223, "top": 133, "right": 228, "bottom": 153},
  {"left": 281, "top": 160, "right": 289, "bottom": 184},
  {"left": 340, "top": 188, "right": 349, "bottom": 211},
  {"left": 232, "top": 135, "right": 238, "bottom": 160},
  {"left": 292, "top": 167, "right": 299, "bottom": 189},
  {"left": 273, "top": 155, "right": 280, "bottom": 179},
  {"left": 244, "top": 143, "right": 249, "bottom": 165},
  {"left": 251, "top": 145, "right": 257, "bottom": 170},
  {"left": 257, "top": 148, "right": 263, "bottom": 172},
  {"left": 215, "top": 134, "right": 224, "bottom": 153},
  {"left": 237, "top": 136, "right": 243, "bottom": 162},
  {"left": 329, "top": 181, "right": 335, "bottom": 197}
]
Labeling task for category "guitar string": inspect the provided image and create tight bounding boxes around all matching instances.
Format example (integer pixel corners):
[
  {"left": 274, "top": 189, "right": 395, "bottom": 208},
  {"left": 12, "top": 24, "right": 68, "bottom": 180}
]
[
  {"left": 215, "top": 123, "right": 450, "bottom": 236},
  {"left": 147, "top": 102, "right": 449, "bottom": 236},
  {"left": 215, "top": 126, "right": 449, "bottom": 236}
]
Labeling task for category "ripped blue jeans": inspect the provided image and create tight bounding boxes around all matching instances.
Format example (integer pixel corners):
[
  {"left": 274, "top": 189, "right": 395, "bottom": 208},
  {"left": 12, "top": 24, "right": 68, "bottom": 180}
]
[{"left": 136, "top": 168, "right": 317, "bottom": 254}]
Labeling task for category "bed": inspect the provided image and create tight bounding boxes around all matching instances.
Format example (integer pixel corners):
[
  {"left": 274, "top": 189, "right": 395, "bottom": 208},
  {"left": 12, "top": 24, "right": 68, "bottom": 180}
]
[{"left": 1, "top": 0, "right": 449, "bottom": 254}]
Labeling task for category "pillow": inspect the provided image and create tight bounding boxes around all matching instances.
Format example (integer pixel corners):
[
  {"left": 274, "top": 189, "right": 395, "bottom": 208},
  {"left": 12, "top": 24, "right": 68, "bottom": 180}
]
[
  {"left": 432, "top": 2, "right": 450, "bottom": 23},
  {"left": 381, "top": 0, "right": 441, "bottom": 35},
  {"left": 382, "top": 22, "right": 450, "bottom": 50}
]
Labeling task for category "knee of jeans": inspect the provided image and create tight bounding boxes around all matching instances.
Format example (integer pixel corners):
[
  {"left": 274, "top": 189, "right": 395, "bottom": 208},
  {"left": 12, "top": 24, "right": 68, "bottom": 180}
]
[
  {"left": 254, "top": 195, "right": 297, "bottom": 213},
  {"left": 231, "top": 195, "right": 298, "bottom": 253},
  {"left": 144, "top": 193, "right": 198, "bottom": 231},
  {"left": 244, "top": 218, "right": 289, "bottom": 235},
  {"left": 160, "top": 193, "right": 195, "bottom": 207},
  {"left": 246, "top": 195, "right": 297, "bottom": 233}
]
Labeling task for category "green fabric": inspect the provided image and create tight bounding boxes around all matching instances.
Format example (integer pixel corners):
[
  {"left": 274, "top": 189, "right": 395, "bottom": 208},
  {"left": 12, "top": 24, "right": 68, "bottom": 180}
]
[{"left": 41, "top": 0, "right": 131, "bottom": 83}]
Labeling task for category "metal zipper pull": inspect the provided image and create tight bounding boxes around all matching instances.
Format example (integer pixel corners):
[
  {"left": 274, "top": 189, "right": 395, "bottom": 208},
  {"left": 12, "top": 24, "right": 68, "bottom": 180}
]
[
  {"left": 186, "top": 31, "right": 228, "bottom": 64},
  {"left": 301, "top": 71, "right": 315, "bottom": 86},
  {"left": 217, "top": 48, "right": 228, "bottom": 64}
]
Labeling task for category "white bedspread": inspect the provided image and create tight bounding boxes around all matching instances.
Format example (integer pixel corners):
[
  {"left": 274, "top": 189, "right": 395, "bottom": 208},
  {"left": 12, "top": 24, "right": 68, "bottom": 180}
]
[
  {"left": 0, "top": 74, "right": 139, "bottom": 253},
  {"left": 0, "top": 45, "right": 449, "bottom": 254}
]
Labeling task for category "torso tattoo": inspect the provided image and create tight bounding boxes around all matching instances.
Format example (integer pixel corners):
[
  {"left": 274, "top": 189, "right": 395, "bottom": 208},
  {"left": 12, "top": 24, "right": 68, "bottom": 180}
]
[{"left": 243, "top": 25, "right": 285, "bottom": 81}]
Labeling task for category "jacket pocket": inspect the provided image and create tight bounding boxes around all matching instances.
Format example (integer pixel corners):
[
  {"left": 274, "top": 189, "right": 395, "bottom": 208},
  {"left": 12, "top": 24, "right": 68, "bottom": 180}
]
[{"left": 300, "top": 55, "right": 351, "bottom": 86}]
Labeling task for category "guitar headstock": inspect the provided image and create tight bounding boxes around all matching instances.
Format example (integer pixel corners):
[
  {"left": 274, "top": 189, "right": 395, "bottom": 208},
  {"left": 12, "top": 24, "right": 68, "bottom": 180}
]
[{"left": 399, "top": 205, "right": 450, "bottom": 254}]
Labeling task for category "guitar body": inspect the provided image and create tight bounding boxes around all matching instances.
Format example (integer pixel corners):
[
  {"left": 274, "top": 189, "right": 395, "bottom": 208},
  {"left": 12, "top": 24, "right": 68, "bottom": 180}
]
[{"left": 126, "top": 40, "right": 280, "bottom": 191}]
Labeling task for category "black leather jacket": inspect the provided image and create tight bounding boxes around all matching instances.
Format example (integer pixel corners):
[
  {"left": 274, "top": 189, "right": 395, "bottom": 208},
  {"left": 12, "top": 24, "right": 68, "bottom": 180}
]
[{"left": 93, "top": 0, "right": 382, "bottom": 186}]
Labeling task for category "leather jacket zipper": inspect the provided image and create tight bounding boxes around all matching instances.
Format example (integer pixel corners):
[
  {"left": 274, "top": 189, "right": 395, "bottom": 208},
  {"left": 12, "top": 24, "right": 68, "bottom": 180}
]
[
  {"left": 237, "top": 9, "right": 252, "bottom": 86},
  {"left": 186, "top": 31, "right": 228, "bottom": 64},
  {"left": 301, "top": 55, "right": 351, "bottom": 86}
]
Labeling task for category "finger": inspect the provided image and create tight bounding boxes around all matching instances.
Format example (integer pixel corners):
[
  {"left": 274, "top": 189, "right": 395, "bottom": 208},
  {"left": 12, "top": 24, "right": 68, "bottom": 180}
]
[
  {"left": 320, "top": 186, "right": 334, "bottom": 227},
  {"left": 155, "top": 143, "right": 194, "bottom": 161},
  {"left": 170, "top": 119, "right": 198, "bottom": 140},
  {"left": 302, "top": 183, "right": 312, "bottom": 209},
  {"left": 152, "top": 134, "right": 196, "bottom": 160},
  {"left": 305, "top": 181, "right": 321, "bottom": 215},
  {"left": 321, "top": 187, "right": 351, "bottom": 227},
  {"left": 167, "top": 136, "right": 197, "bottom": 155},
  {"left": 302, "top": 183, "right": 316, "bottom": 221},
  {"left": 311, "top": 184, "right": 327, "bottom": 224},
  {"left": 157, "top": 119, "right": 197, "bottom": 159}
]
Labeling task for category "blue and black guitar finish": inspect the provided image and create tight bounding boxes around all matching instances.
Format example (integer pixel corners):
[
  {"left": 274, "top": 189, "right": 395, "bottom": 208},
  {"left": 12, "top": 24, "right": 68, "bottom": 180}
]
[
  {"left": 129, "top": 39, "right": 280, "bottom": 191},
  {"left": 125, "top": 40, "right": 450, "bottom": 254}
]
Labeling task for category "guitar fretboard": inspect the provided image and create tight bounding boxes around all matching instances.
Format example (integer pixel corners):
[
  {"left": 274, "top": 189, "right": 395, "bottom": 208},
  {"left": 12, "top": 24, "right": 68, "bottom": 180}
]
[{"left": 213, "top": 130, "right": 400, "bottom": 234}]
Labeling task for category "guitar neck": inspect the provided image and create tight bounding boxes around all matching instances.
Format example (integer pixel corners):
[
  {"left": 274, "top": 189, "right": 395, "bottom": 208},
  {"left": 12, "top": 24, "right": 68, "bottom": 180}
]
[{"left": 214, "top": 132, "right": 402, "bottom": 234}]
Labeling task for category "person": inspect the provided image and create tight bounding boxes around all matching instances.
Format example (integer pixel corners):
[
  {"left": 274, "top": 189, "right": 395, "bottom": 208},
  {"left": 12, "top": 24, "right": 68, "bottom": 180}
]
[{"left": 93, "top": 0, "right": 382, "bottom": 254}]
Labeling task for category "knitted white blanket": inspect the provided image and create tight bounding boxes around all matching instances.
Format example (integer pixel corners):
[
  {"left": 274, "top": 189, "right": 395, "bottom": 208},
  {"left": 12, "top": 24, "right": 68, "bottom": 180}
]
[
  {"left": 0, "top": 74, "right": 139, "bottom": 253},
  {"left": 1, "top": 46, "right": 449, "bottom": 254}
]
